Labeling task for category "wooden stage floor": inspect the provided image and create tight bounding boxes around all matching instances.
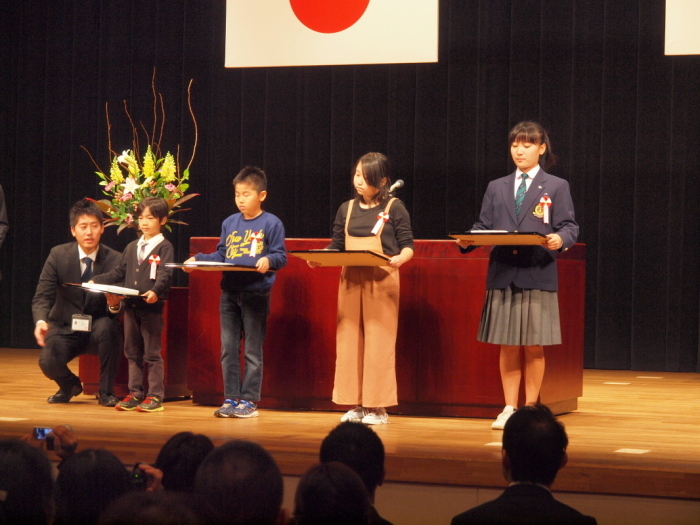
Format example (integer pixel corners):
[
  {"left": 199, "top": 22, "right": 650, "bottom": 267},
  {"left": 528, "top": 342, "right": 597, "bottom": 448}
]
[{"left": 0, "top": 347, "right": 698, "bottom": 502}]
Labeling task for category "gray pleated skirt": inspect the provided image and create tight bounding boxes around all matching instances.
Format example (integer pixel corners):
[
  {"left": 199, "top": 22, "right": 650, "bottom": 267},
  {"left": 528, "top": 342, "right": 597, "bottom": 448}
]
[{"left": 477, "top": 285, "right": 562, "bottom": 346}]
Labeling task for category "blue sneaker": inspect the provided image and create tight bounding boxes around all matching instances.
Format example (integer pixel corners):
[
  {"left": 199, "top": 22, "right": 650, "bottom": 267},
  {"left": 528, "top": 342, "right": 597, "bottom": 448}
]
[
  {"left": 232, "top": 400, "right": 259, "bottom": 418},
  {"left": 214, "top": 399, "right": 238, "bottom": 418}
]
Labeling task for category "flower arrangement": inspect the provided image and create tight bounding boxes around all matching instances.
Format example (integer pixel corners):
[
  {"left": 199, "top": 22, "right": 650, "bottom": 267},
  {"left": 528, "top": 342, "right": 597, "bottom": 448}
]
[{"left": 84, "top": 73, "right": 198, "bottom": 233}]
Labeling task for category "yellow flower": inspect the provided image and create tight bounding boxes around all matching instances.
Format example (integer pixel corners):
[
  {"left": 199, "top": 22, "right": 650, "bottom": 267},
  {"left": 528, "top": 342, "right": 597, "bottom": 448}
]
[
  {"left": 160, "top": 152, "right": 176, "bottom": 182},
  {"left": 143, "top": 146, "right": 155, "bottom": 179},
  {"left": 109, "top": 159, "right": 124, "bottom": 183}
]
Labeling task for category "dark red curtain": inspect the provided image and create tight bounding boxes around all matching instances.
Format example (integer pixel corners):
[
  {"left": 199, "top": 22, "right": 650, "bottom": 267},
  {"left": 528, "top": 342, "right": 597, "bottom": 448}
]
[{"left": 1, "top": 0, "right": 698, "bottom": 372}]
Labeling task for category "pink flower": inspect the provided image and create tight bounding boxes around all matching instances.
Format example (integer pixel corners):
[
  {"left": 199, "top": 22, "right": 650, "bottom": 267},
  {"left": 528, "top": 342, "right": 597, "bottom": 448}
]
[
  {"left": 105, "top": 181, "right": 116, "bottom": 192},
  {"left": 165, "top": 183, "right": 176, "bottom": 192},
  {"left": 121, "top": 192, "right": 133, "bottom": 202},
  {"left": 126, "top": 213, "right": 134, "bottom": 224}
]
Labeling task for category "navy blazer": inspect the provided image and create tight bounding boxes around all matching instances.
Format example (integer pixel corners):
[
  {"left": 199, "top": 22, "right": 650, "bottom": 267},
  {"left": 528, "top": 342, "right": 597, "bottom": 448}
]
[
  {"left": 32, "top": 242, "right": 122, "bottom": 338},
  {"left": 451, "top": 484, "right": 597, "bottom": 525},
  {"left": 469, "top": 170, "right": 578, "bottom": 292}
]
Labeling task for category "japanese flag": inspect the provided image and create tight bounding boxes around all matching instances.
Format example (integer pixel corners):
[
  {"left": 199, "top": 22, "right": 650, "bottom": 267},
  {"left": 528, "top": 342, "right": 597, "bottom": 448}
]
[{"left": 225, "top": 0, "right": 439, "bottom": 68}]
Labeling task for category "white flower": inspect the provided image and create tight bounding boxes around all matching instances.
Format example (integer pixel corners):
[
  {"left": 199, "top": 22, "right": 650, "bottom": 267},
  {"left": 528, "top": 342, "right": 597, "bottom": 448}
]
[
  {"left": 121, "top": 177, "right": 140, "bottom": 195},
  {"left": 117, "top": 150, "right": 133, "bottom": 163},
  {"left": 117, "top": 150, "right": 139, "bottom": 175}
]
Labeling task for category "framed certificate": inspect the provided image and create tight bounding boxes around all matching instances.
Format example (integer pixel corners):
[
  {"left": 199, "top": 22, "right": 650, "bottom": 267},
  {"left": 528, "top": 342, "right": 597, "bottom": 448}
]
[
  {"left": 166, "top": 262, "right": 260, "bottom": 272},
  {"left": 64, "top": 282, "right": 141, "bottom": 296},
  {"left": 289, "top": 249, "right": 390, "bottom": 267},
  {"left": 449, "top": 231, "right": 547, "bottom": 246}
]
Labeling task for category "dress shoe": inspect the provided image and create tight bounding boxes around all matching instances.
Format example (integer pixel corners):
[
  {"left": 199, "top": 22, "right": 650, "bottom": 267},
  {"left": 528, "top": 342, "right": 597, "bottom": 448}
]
[
  {"left": 96, "top": 391, "right": 119, "bottom": 407},
  {"left": 47, "top": 384, "right": 83, "bottom": 404}
]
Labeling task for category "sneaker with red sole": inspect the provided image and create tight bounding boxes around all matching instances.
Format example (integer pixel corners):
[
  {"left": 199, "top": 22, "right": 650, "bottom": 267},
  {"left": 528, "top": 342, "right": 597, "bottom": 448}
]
[
  {"left": 115, "top": 394, "right": 143, "bottom": 411},
  {"left": 135, "top": 396, "right": 164, "bottom": 413}
]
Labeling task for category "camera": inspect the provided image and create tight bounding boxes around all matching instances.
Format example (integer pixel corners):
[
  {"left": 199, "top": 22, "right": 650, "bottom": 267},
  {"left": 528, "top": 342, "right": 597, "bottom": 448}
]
[
  {"left": 33, "top": 426, "right": 55, "bottom": 450},
  {"left": 131, "top": 463, "right": 148, "bottom": 490}
]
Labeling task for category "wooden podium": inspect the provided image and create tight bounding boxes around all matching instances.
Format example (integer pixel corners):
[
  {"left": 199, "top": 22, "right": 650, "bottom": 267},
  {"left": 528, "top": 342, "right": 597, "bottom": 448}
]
[
  {"left": 186, "top": 238, "right": 586, "bottom": 417},
  {"left": 78, "top": 287, "right": 191, "bottom": 399}
]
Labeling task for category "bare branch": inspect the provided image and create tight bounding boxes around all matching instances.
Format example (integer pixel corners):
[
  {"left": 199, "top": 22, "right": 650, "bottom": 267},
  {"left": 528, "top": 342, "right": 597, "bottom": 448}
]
[{"left": 185, "top": 79, "right": 198, "bottom": 173}]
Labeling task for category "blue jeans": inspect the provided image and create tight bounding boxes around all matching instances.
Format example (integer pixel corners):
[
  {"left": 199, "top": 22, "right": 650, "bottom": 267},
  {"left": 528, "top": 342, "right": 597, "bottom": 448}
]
[{"left": 219, "top": 289, "right": 270, "bottom": 402}]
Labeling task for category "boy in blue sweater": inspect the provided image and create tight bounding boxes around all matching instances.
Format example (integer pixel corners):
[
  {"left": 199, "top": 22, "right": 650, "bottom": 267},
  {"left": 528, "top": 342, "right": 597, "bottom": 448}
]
[{"left": 184, "top": 166, "right": 287, "bottom": 418}]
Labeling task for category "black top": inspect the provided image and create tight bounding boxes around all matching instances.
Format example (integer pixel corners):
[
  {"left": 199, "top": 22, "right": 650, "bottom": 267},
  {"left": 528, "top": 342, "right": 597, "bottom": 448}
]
[{"left": 328, "top": 199, "right": 414, "bottom": 256}]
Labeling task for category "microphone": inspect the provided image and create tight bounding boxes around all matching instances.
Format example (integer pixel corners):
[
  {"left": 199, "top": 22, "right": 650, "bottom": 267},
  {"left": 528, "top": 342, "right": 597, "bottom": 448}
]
[{"left": 389, "top": 179, "right": 404, "bottom": 194}]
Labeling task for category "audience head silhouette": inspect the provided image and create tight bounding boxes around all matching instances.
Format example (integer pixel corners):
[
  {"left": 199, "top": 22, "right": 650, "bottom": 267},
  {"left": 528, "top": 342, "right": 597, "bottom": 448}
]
[
  {"left": 194, "top": 439, "right": 283, "bottom": 525},
  {"left": 0, "top": 439, "right": 54, "bottom": 525},
  {"left": 293, "top": 461, "right": 371, "bottom": 525},
  {"left": 319, "top": 421, "right": 385, "bottom": 500},
  {"left": 54, "top": 448, "right": 131, "bottom": 525},
  {"left": 502, "top": 404, "right": 569, "bottom": 486},
  {"left": 99, "top": 490, "right": 202, "bottom": 525},
  {"left": 154, "top": 431, "right": 214, "bottom": 493}
]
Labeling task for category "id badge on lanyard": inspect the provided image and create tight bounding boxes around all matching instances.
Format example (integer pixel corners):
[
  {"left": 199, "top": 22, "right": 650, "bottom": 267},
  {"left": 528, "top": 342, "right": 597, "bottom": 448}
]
[{"left": 72, "top": 314, "right": 92, "bottom": 332}]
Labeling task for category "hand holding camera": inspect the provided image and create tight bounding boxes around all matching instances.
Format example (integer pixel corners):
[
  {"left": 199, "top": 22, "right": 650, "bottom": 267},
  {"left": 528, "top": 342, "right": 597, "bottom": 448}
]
[
  {"left": 132, "top": 462, "right": 164, "bottom": 492},
  {"left": 31, "top": 424, "right": 78, "bottom": 460}
]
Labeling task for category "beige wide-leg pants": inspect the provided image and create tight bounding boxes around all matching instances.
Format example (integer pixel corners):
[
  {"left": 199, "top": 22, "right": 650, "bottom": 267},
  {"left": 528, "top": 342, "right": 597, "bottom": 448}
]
[{"left": 332, "top": 265, "right": 399, "bottom": 407}]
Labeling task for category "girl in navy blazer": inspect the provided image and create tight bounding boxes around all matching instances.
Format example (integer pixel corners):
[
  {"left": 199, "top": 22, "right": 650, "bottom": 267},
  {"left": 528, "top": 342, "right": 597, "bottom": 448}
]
[{"left": 459, "top": 121, "right": 578, "bottom": 430}]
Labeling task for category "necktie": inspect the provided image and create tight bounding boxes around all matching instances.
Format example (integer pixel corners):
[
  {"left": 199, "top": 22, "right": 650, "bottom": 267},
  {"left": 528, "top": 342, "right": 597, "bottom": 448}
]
[
  {"left": 81, "top": 257, "right": 93, "bottom": 282},
  {"left": 515, "top": 173, "right": 529, "bottom": 217},
  {"left": 138, "top": 244, "right": 146, "bottom": 264}
]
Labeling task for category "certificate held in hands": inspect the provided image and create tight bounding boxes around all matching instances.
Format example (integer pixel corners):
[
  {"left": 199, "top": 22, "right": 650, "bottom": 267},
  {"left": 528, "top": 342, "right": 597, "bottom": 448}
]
[
  {"left": 289, "top": 249, "right": 390, "bottom": 267},
  {"left": 63, "top": 282, "right": 141, "bottom": 296},
  {"left": 449, "top": 230, "right": 547, "bottom": 246},
  {"left": 166, "top": 261, "right": 260, "bottom": 272}
]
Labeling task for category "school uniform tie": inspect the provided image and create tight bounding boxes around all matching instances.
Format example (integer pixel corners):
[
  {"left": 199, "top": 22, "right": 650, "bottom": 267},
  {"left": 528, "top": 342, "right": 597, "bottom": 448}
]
[
  {"left": 515, "top": 173, "right": 529, "bottom": 217},
  {"left": 81, "top": 257, "right": 93, "bottom": 282},
  {"left": 138, "top": 244, "right": 146, "bottom": 264}
]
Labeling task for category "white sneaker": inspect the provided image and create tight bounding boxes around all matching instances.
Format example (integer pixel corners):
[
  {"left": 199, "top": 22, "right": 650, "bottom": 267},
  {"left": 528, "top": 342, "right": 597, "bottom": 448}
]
[
  {"left": 491, "top": 407, "right": 515, "bottom": 430},
  {"left": 340, "top": 406, "right": 367, "bottom": 422},
  {"left": 362, "top": 407, "right": 388, "bottom": 425}
]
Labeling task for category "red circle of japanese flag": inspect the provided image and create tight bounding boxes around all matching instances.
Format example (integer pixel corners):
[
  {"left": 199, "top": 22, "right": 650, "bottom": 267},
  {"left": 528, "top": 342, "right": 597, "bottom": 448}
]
[{"left": 289, "top": 0, "right": 370, "bottom": 34}]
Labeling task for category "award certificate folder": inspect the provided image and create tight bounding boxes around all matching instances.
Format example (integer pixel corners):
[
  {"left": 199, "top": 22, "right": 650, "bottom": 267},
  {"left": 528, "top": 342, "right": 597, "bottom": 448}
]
[
  {"left": 289, "top": 249, "right": 390, "bottom": 267},
  {"left": 64, "top": 282, "right": 141, "bottom": 296},
  {"left": 166, "top": 262, "right": 259, "bottom": 272},
  {"left": 449, "top": 231, "right": 547, "bottom": 245}
]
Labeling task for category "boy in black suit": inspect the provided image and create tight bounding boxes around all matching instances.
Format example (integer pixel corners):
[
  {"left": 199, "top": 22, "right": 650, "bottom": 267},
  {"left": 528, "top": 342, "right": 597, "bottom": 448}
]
[
  {"left": 93, "top": 197, "right": 173, "bottom": 412},
  {"left": 32, "top": 199, "right": 123, "bottom": 406}
]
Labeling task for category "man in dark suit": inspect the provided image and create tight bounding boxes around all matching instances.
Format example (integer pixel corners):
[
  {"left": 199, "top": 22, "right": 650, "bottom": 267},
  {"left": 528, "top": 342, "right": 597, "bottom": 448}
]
[
  {"left": 451, "top": 405, "right": 597, "bottom": 525},
  {"left": 32, "top": 199, "right": 123, "bottom": 406}
]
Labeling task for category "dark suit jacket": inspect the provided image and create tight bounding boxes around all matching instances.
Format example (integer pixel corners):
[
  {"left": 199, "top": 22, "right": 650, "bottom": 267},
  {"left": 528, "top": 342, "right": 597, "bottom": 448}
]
[
  {"left": 93, "top": 238, "right": 174, "bottom": 312},
  {"left": 32, "top": 242, "right": 122, "bottom": 338},
  {"left": 470, "top": 170, "right": 578, "bottom": 292},
  {"left": 451, "top": 484, "right": 597, "bottom": 525}
]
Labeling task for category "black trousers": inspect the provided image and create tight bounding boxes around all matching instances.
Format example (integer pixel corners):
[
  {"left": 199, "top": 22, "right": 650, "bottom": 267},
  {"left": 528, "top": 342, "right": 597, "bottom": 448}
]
[
  {"left": 123, "top": 308, "right": 164, "bottom": 398},
  {"left": 38, "top": 317, "right": 122, "bottom": 394}
]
